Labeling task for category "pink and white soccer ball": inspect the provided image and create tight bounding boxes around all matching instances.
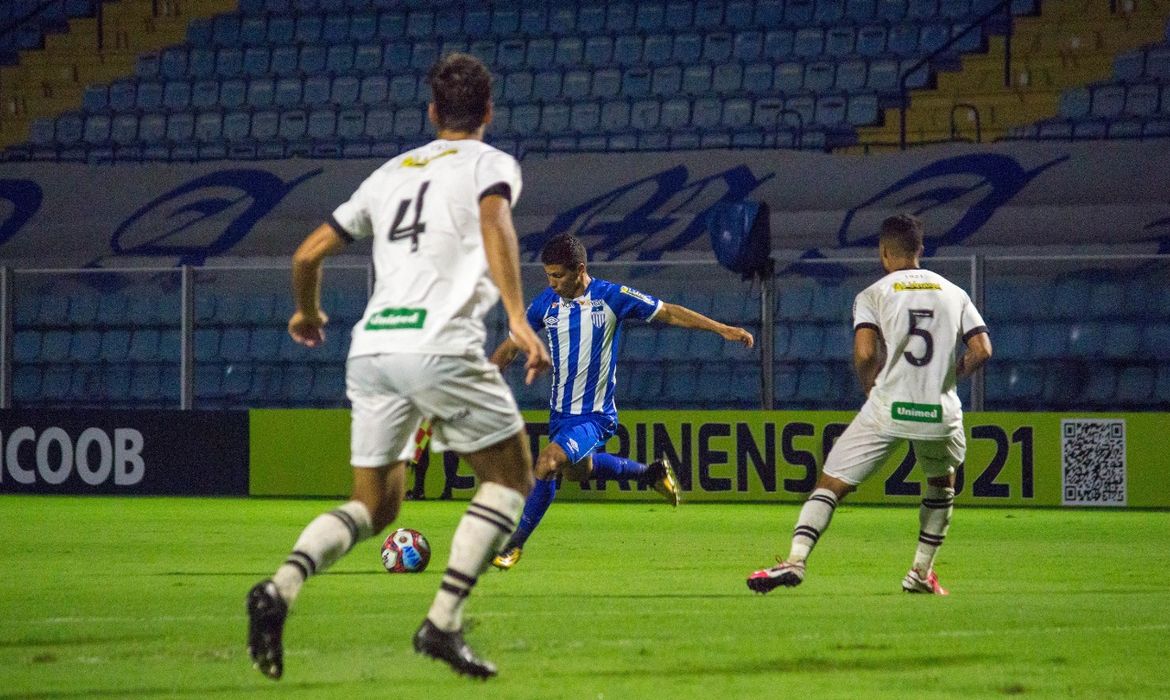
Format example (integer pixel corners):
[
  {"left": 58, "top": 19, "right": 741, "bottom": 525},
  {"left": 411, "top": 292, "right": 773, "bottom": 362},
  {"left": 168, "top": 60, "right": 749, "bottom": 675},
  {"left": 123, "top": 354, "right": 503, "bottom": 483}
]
[{"left": 380, "top": 528, "right": 431, "bottom": 573}]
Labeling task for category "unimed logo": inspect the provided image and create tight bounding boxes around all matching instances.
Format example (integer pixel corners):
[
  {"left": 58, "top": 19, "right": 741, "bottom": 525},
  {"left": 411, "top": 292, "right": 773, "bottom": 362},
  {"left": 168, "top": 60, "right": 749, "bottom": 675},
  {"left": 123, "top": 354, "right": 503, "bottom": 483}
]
[{"left": 0, "top": 427, "right": 145, "bottom": 486}]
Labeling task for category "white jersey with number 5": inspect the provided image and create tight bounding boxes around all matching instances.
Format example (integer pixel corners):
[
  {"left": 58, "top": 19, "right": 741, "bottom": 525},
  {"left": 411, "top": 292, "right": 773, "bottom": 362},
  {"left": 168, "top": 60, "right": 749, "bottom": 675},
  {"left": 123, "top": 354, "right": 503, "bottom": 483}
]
[
  {"left": 852, "top": 268, "right": 987, "bottom": 439},
  {"left": 329, "top": 139, "right": 522, "bottom": 360}
]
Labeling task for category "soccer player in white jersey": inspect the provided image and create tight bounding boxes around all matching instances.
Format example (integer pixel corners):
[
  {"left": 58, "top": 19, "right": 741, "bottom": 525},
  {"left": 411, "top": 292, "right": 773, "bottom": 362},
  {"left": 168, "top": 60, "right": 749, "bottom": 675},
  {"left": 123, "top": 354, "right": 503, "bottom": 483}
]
[
  {"left": 489, "top": 233, "right": 755, "bottom": 569},
  {"left": 246, "top": 53, "right": 550, "bottom": 680},
  {"left": 747, "top": 214, "right": 992, "bottom": 595}
]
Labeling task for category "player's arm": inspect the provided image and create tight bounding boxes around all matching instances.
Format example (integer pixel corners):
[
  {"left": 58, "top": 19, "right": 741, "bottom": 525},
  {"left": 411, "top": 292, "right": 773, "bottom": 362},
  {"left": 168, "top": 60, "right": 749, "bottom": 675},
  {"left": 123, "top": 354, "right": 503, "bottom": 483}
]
[
  {"left": 853, "top": 325, "right": 884, "bottom": 397},
  {"left": 289, "top": 222, "right": 349, "bottom": 347},
  {"left": 479, "top": 194, "right": 551, "bottom": 384},
  {"left": 654, "top": 303, "right": 754, "bottom": 348},
  {"left": 490, "top": 336, "right": 522, "bottom": 372},
  {"left": 957, "top": 330, "right": 992, "bottom": 380}
]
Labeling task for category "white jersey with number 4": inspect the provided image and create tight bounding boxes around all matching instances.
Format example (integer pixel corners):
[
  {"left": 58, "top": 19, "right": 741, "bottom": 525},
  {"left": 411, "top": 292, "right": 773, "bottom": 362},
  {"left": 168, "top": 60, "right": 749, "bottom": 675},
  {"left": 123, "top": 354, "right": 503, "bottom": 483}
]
[
  {"left": 852, "top": 268, "right": 987, "bottom": 440},
  {"left": 329, "top": 139, "right": 523, "bottom": 360}
]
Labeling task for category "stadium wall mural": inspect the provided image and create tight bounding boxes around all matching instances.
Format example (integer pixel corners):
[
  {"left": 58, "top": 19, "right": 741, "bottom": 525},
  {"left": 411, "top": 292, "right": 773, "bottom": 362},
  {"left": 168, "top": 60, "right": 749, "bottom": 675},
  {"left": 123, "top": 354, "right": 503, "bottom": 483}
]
[
  {"left": 1, "top": 141, "right": 1169, "bottom": 267},
  {"left": 249, "top": 409, "right": 1170, "bottom": 508}
]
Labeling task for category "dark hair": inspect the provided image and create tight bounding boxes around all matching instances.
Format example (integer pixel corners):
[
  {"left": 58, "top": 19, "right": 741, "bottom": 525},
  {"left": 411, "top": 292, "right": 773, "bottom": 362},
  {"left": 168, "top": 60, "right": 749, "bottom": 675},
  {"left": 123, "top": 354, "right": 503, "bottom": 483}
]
[
  {"left": 426, "top": 53, "right": 492, "bottom": 133},
  {"left": 540, "top": 234, "right": 587, "bottom": 268},
  {"left": 879, "top": 214, "right": 924, "bottom": 257}
]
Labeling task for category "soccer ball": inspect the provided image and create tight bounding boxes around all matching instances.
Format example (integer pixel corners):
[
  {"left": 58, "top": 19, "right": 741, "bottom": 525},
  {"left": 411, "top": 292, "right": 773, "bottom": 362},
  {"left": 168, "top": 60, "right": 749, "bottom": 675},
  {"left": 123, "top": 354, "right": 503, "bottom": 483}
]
[{"left": 381, "top": 528, "right": 431, "bottom": 573}]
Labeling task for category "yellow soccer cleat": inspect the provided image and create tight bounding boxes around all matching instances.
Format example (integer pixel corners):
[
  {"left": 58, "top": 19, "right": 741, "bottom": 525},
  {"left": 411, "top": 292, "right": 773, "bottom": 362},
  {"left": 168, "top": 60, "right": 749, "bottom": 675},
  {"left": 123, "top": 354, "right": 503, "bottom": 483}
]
[
  {"left": 648, "top": 456, "right": 680, "bottom": 507},
  {"left": 491, "top": 545, "right": 522, "bottom": 570}
]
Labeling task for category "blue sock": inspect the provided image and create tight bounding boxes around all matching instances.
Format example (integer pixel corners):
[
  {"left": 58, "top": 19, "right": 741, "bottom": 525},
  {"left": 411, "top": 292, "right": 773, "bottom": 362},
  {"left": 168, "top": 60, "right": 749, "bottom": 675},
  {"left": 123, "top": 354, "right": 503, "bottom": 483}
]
[
  {"left": 591, "top": 452, "right": 649, "bottom": 480},
  {"left": 510, "top": 478, "right": 558, "bottom": 547}
]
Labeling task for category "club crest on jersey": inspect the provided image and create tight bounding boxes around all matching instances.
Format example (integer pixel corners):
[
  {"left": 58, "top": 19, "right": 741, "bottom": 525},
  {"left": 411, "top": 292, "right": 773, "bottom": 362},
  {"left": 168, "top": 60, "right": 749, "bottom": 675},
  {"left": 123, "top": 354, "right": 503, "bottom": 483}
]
[
  {"left": 591, "top": 302, "right": 606, "bottom": 328},
  {"left": 620, "top": 286, "right": 653, "bottom": 304}
]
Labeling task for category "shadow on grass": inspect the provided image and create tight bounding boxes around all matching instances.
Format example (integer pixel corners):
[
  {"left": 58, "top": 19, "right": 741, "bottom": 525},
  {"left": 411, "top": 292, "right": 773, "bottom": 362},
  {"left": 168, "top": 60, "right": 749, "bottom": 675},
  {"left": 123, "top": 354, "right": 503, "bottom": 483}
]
[
  {"left": 581, "top": 652, "right": 1002, "bottom": 677},
  {"left": 0, "top": 681, "right": 345, "bottom": 699}
]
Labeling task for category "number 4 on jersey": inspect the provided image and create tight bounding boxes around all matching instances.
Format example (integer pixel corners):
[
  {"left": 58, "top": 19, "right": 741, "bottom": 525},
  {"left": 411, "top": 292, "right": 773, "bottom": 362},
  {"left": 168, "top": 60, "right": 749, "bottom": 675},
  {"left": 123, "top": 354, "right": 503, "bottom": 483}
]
[{"left": 389, "top": 181, "right": 429, "bottom": 252}]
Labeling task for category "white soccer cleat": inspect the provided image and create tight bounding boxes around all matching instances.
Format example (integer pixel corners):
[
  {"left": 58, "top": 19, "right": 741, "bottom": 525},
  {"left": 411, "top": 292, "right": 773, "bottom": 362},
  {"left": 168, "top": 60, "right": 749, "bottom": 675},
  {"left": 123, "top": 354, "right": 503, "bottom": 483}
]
[{"left": 902, "top": 568, "right": 949, "bottom": 595}]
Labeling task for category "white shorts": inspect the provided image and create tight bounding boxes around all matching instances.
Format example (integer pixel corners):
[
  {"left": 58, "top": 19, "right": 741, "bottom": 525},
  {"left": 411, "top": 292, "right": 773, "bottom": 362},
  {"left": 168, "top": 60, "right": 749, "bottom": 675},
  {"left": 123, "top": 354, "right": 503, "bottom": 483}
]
[
  {"left": 346, "top": 353, "right": 525, "bottom": 468},
  {"left": 822, "top": 409, "right": 965, "bottom": 486}
]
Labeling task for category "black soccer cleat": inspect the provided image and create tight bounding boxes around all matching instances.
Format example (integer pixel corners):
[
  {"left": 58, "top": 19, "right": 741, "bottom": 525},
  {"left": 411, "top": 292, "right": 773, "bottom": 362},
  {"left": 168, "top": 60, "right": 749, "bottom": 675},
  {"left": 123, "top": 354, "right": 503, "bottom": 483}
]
[
  {"left": 640, "top": 456, "right": 681, "bottom": 507},
  {"left": 246, "top": 579, "right": 288, "bottom": 680},
  {"left": 413, "top": 618, "right": 498, "bottom": 679}
]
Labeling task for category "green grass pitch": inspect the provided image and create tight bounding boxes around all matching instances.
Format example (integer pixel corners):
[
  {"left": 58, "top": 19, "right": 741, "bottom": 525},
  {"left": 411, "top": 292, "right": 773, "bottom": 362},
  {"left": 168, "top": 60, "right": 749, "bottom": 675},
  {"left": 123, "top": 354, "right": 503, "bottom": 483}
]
[{"left": 2, "top": 496, "right": 1168, "bottom": 699}]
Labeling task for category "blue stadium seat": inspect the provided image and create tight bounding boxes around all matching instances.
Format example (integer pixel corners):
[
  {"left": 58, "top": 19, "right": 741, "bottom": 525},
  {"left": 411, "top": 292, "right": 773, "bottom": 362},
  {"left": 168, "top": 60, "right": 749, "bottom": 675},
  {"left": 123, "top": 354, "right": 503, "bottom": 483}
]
[
  {"left": 274, "top": 77, "right": 301, "bottom": 108},
  {"left": 855, "top": 26, "right": 887, "bottom": 57},
  {"left": 704, "top": 32, "right": 733, "bottom": 63},
  {"left": 212, "top": 14, "right": 241, "bottom": 47},
  {"left": 299, "top": 44, "right": 327, "bottom": 75},
  {"left": 660, "top": 98, "right": 690, "bottom": 129},
  {"left": 994, "top": 323, "right": 1030, "bottom": 360},
  {"left": 682, "top": 65, "right": 710, "bottom": 95},
  {"left": 267, "top": 16, "right": 294, "bottom": 45},
  {"left": 251, "top": 110, "right": 279, "bottom": 141},
  {"left": 1065, "top": 322, "right": 1104, "bottom": 357},
  {"left": 787, "top": 0, "right": 815, "bottom": 25},
  {"left": 816, "top": 95, "right": 847, "bottom": 126},
  {"left": 1116, "top": 367, "right": 1155, "bottom": 404},
  {"left": 1125, "top": 84, "right": 1160, "bottom": 116},
  {"left": 331, "top": 75, "right": 359, "bottom": 105},
  {"left": 161, "top": 47, "right": 187, "bottom": 79},
  {"left": 585, "top": 36, "right": 613, "bottom": 67},
  {"left": 743, "top": 63, "right": 774, "bottom": 95},
  {"left": 570, "top": 101, "right": 601, "bottom": 132},
  {"left": 815, "top": 0, "right": 847, "bottom": 24},
  {"left": 190, "top": 80, "right": 218, "bottom": 109},
  {"left": 600, "top": 100, "right": 631, "bottom": 131},
  {"left": 326, "top": 43, "right": 354, "bottom": 74},
  {"left": 796, "top": 363, "right": 833, "bottom": 403},
  {"left": 359, "top": 75, "right": 388, "bottom": 104},
  {"left": 867, "top": 58, "right": 898, "bottom": 92},
  {"left": 13, "top": 330, "right": 40, "bottom": 363},
  {"left": 793, "top": 28, "right": 823, "bottom": 58},
  {"left": 674, "top": 33, "right": 702, "bottom": 64},
  {"left": 1083, "top": 365, "right": 1117, "bottom": 404},
  {"left": 763, "top": 29, "right": 795, "bottom": 59},
  {"left": 888, "top": 24, "right": 919, "bottom": 56},
  {"left": 644, "top": 34, "right": 673, "bottom": 65},
  {"left": 774, "top": 62, "right": 804, "bottom": 94},
  {"left": 876, "top": 0, "right": 907, "bottom": 20},
  {"left": 556, "top": 37, "right": 583, "bottom": 67},
  {"left": 630, "top": 100, "right": 660, "bottom": 130},
  {"left": 614, "top": 34, "right": 642, "bottom": 65},
  {"left": 805, "top": 62, "right": 835, "bottom": 93},
  {"left": 784, "top": 95, "right": 816, "bottom": 128},
  {"left": 1157, "top": 364, "right": 1170, "bottom": 403},
  {"left": 1059, "top": 87, "right": 1091, "bottom": 120},
  {"left": 243, "top": 46, "right": 269, "bottom": 77},
  {"left": 139, "top": 112, "right": 167, "bottom": 145},
  {"left": 836, "top": 59, "right": 868, "bottom": 93},
  {"left": 1105, "top": 323, "right": 1141, "bottom": 359},
  {"left": 246, "top": 78, "right": 274, "bottom": 108},
  {"left": 1006, "top": 363, "right": 1044, "bottom": 402},
  {"left": 302, "top": 75, "right": 330, "bottom": 105},
  {"left": 652, "top": 66, "right": 682, "bottom": 96},
  {"left": 822, "top": 324, "right": 853, "bottom": 360},
  {"left": 540, "top": 103, "right": 570, "bottom": 133},
  {"left": 350, "top": 13, "right": 376, "bottom": 43},
  {"left": 1146, "top": 46, "right": 1170, "bottom": 81},
  {"left": 195, "top": 111, "right": 222, "bottom": 143},
  {"left": 1142, "top": 323, "right": 1170, "bottom": 360},
  {"left": 110, "top": 114, "right": 137, "bottom": 145},
  {"left": 825, "top": 27, "right": 855, "bottom": 57},
  {"left": 789, "top": 324, "right": 824, "bottom": 359},
  {"left": 530, "top": 70, "right": 560, "bottom": 101},
  {"left": 1091, "top": 84, "right": 1126, "bottom": 118},
  {"left": 722, "top": 97, "right": 752, "bottom": 128},
  {"left": 663, "top": 362, "right": 699, "bottom": 404},
  {"left": 734, "top": 31, "right": 762, "bottom": 61},
  {"left": 622, "top": 68, "right": 652, "bottom": 98},
  {"left": 394, "top": 107, "right": 422, "bottom": 137},
  {"left": 593, "top": 69, "right": 621, "bottom": 99},
  {"left": 308, "top": 109, "right": 337, "bottom": 140},
  {"left": 847, "top": 0, "right": 878, "bottom": 18},
  {"left": 526, "top": 38, "right": 554, "bottom": 70},
  {"left": 1114, "top": 50, "right": 1145, "bottom": 83},
  {"left": 166, "top": 112, "right": 195, "bottom": 144},
  {"left": 163, "top": 80, "right": 191, "bottom": 110},
  {"left": 215, "top": 47, "right": 243, "bottom": 78}
]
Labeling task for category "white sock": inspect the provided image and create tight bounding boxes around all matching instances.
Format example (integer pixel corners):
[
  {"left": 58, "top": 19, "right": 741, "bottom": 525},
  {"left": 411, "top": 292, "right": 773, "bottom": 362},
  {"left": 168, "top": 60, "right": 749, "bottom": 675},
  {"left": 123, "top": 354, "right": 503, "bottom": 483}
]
[
  {"left": 913, "top": 485, "right": 955, "bottom": 574},
  {"left": 272, "top": 500, "right": 373, "bottom": 605},
  {"left": 426, "top": 482, "right": 525, "bottom": 632},
  {"left": 788, "top": 488, "right": 838, "bottom": 563}
]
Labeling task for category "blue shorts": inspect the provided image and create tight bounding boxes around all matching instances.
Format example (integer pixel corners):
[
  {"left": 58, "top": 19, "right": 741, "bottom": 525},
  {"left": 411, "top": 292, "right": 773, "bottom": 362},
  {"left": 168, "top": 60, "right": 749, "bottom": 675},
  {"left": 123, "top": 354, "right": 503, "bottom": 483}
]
[{"left": 549, "top": 412, "right": 617, "bottom": 465}]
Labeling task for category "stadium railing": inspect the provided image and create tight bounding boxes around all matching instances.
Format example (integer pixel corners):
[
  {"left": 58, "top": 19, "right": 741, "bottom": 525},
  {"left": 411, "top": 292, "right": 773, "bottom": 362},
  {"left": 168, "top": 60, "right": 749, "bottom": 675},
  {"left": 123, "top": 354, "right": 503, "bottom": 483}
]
[{"left": 1, "top": 254, "right": 1168, "bottom": 412}]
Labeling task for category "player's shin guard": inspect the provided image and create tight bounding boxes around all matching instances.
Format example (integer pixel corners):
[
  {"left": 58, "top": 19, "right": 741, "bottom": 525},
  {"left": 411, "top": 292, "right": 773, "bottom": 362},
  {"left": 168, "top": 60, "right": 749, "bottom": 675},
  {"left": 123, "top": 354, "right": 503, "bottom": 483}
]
[
  {"left": 913, "top": 485, "right": 955, "bottom": 574},
  {"left": 788, "top": 488, "right": 839, "bottom": 563},
  {"left": 507, "top": 477, "right": 557, "bottom": 548},
  {"left": 427, "top": 482, "right": 525, "bottom": 632},
  {"left": 271, "top": 500, "right": 373, "bottom": 605}
]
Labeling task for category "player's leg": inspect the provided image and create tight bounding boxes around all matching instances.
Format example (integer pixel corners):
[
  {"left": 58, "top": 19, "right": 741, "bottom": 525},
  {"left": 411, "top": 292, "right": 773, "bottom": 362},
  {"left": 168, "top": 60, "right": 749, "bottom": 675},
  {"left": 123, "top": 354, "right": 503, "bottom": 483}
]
[
  {"left": 247, "top": 355, "right": 417, "bottom": 680},
  {"left": 590, "top": 451, "right": 680, "bottom": 506},
  {"left": 748, "top": 413, "right": 897, "bottom": 593},
  {"left": 492, "top": 441, "right": 570, "bottom": 568},
  {"left": 408, "top": 355, "right": 533, "bottom": 678},
  {"left": 414, "top": 430, "right": 533, "bottom": 678},
  {"left": 902, "top": 433, "right": 963, "bottom": 595}
]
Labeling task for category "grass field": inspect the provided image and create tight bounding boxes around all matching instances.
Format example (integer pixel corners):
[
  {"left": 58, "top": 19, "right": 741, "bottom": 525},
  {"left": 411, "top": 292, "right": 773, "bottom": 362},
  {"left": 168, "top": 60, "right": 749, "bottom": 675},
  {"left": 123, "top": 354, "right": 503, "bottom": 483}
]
[{"left": 2, "top": 496, "right": 1168, "bottom": 699}]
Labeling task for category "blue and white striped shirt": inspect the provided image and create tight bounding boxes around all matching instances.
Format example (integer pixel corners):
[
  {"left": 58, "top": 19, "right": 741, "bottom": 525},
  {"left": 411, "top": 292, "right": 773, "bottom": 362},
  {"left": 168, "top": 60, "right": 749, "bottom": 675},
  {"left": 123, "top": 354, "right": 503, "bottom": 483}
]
[{"left": 526, "top": 278, "right": 662, "bottom": 421}]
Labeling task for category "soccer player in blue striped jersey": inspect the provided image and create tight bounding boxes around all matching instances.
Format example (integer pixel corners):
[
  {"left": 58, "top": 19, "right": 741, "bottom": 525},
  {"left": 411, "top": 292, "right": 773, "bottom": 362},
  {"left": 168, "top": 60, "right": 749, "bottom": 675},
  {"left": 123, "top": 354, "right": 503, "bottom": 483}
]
[{"left": 489, "top": 233, "right": 754, "bottom": 569}]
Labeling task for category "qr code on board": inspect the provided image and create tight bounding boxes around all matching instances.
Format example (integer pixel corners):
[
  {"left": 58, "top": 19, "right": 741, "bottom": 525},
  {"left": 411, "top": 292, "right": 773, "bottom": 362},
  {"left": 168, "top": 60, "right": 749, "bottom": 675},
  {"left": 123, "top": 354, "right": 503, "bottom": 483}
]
[{"left": 1061, "top": 419, "right": 1126, "bottom": 506}]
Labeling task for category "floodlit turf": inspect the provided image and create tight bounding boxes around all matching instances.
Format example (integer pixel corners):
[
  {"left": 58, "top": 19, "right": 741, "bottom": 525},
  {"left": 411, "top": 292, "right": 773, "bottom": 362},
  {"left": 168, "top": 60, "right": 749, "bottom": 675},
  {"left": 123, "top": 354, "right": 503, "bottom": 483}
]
[{"left": 2, "top": 496, "right": 1168, "bottom": 699}]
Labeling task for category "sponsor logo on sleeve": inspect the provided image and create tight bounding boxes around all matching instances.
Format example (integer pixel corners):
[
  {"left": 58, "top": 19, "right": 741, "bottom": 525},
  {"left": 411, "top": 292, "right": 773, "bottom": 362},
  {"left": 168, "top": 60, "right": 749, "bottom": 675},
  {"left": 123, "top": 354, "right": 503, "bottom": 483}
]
[{"left": 620, "top": 286, "right": 653, "bottom": 304}]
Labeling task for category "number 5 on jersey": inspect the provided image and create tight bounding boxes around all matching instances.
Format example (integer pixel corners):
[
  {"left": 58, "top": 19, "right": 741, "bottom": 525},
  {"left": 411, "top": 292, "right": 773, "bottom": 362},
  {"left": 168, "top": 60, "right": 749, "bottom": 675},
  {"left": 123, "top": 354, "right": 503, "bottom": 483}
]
[{"left": 389, "top": 181, "right": 429, "bottom": 252}]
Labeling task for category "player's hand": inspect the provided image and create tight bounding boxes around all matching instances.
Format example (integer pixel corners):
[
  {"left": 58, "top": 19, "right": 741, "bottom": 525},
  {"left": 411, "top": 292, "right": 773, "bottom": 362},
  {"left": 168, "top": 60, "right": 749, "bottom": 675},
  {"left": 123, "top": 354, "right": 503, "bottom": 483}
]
[
  {"left": 510, "top": 320, "right": 551, "bottom": 385},
  {"left": 289, "top": 309, "right": 328, "bottom": 348},
  {"left": 722, "top": 325, "right": 754, "bottom": 349}
]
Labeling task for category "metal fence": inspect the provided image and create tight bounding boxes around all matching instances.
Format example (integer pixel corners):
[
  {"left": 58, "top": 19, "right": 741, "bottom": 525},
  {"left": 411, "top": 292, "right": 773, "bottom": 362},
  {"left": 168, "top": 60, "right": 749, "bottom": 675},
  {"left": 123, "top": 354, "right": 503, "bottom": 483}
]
[{"left": 2, "top": 254, "right": 1168, "bottom": 412}]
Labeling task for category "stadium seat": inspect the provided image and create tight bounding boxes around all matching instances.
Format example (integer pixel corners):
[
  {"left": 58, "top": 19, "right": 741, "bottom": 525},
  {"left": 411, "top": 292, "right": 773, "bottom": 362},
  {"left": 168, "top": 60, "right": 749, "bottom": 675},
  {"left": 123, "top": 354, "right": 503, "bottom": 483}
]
[
  {"left": 825, "top": 27, "right": 855, "bottom": 57},
  {"left": 1124, "top": 84, "right": 1160, "bottom": 117},
  {"left": 994, "top": 323, "right": 1031, "bottom": 360},
  {"left": 1006, "top": 363, "right": 1044, "bottom": 401},
  {"left": 682, "top": 65, "right": 711, "bottom": 95},
  {"left": 1114, "top": 50, "right": 1145, "bottom": 83},
  {"left": 1142, "top": 323, "right": 1170, "bottom": 360},
  {"left": 570, "top": 101, "right": 601, "bottom": 133},
  {"left": 1091, "top": 85, "right": 1126, "bottom": 119},
  {"left": 1083, "top": 365, "right": 1117, "bottom": 404},
  {"left": 674, "top": 34, "right": 702, "bottom": 64},
  {"left": 1059, "top": 88, "right": 1091, "bottom": 120},
  {"left": 331, "top": 76, "right": 360, "bottom": 105},
  {"left": 644, "top": 34, "right": 673, "bottom": 65},
  {"left": 794, "top": 28, "right": 823, "bottom": 58},
  {"left": 1104, "top": 323, "right": 1141, "bottom": 359},
  {"left": 796, "top": 363, "right": 833, "bottom": 403},
  {"left": 585, "top": 36, "right": 613, "bottom": 67},
  {"left": 789, "top": 324, "right": 824, "bottom": 360},
  {"left": 805, "top": 62, "right": 835, "bottom": 93},
  {"left": 888, "top": 24, "right": 919, "bottom": 56},
  {"left": 774, "top": 63, "right": 804, "bottom": 94},
  {"left": 1116, "top": 367, "right": 1155, "bottom": 404}
]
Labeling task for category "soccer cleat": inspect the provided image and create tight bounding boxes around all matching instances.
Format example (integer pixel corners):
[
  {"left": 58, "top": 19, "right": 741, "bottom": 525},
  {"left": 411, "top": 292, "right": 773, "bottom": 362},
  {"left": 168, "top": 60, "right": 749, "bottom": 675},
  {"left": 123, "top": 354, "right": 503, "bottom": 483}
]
[
  {"left": 746, "top": 559, "right": 805, "bottom": 594},
  {"left": 246, "top": 579, "right": 289, "bottom": 680},
  {"left": 413, "top": 618, "right": 498, "bottom": 679},
  {"left": 491, "top": 545, "right": 522, "bottom": 570},
  {"left": 643, "top": 456, "right": 681, "bottom": 507},
  {"left": 902, "top": 568, "right": 949, "bottom": 595}
]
